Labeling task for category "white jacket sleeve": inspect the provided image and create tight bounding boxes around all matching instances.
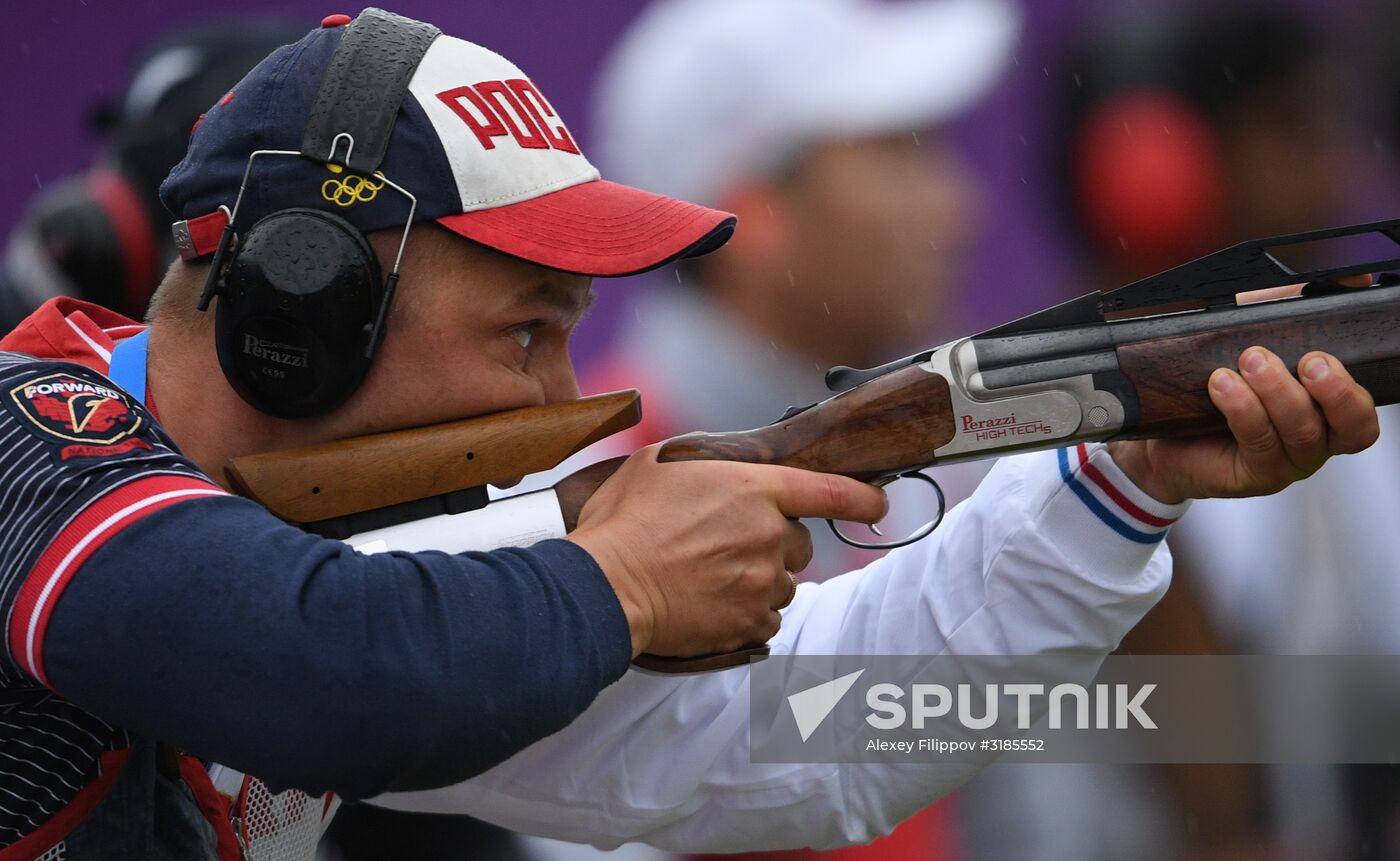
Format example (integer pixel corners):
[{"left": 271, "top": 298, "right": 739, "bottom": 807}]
[{"left": 370, "top": 444, "right": 1183, "bottom": 852}]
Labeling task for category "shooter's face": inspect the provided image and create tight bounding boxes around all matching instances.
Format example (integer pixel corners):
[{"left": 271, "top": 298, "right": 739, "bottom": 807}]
[
  {"left": 781, "top": 132, "right": 982, "bottom": 352},
  {"left": 319, "top": 225, "right": 594, "bottom": 439}
]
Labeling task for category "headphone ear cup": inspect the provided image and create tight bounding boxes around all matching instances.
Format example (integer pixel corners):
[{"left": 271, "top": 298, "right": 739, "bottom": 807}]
[
  {"left": 215, "top": 208, "right": 382, "bottom": 418},
  {"left": 1071, "top": 91, "right": 1228, "bottom": 278}
]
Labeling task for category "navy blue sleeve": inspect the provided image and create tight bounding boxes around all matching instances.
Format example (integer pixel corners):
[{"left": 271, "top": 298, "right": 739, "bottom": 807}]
[
  {"left": 0, "top": 355, "right": 228, "bottom": 686},
  {"left": 41, "top": 494, "right": 633, "bottom": 801}
]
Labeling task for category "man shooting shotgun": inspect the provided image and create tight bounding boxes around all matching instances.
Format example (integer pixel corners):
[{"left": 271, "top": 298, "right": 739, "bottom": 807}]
[{"left": 0, "top": 8, "right": 1381, "bottom": 859}]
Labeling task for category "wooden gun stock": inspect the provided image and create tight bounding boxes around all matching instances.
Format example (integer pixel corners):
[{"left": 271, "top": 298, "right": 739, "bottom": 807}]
[
  {"left": 227, "top": 390, "right": 641, "bottom": 525},
  {"left": 554, "top": 364, "right": 957, "bottom": 527}
]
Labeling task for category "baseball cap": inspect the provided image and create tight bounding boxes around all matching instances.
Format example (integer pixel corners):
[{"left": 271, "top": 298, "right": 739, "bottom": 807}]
[
  {"left": 593, "top": 0, "right": 1021, "bottom": 206},
  {"left": 160, "top": 9, "right": 736, "bottom": 278}
]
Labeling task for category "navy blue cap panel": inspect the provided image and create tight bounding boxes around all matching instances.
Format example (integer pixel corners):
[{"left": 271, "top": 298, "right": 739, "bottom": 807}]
[
  {"left": 159, "top": 26, "right": 343, "bottom": 225},
  {"left": 374, "top": 91, "right": 462, "bottom": 224},
  {"left": 159, "top": 24, "right": 459, "bottom": 239}
]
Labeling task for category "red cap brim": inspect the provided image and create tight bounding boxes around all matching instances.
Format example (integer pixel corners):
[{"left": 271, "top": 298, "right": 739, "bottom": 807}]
[{"left": 435, "top": 179, "right": 736, "bottom": 277}]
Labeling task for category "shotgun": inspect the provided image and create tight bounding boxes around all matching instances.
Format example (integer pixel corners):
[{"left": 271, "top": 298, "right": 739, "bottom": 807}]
[{"left": 229, "top": 217, "right": 1400, "bottom": 672}]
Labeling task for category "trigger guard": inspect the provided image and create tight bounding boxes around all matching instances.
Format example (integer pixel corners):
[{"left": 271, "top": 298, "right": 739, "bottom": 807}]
[{"left": 827, "top": 470, "right": 945, "bottom": 551}]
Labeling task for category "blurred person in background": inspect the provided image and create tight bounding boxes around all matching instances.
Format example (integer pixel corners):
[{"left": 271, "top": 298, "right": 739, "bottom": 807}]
[
  {"left": 589, "top": 0, "right": 1017, "bottom": 859},
  {"left": 590, "top": 0, "right": 1013, "bottom": 573},
  {"left": 959, "top": 4, "right": 1397, "bottom": 860},
  {"left": 0, "top": 20, "right": 301, "bottom": 330}
]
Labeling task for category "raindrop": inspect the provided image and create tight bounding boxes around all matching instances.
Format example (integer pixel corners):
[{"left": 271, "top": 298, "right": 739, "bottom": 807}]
[
  {"left": 1073, "top": 71, "right": 1083, "bottom": 88},
  {"left": 32, "top": 173, "right": 41, "bottom": 190},
  {"left": 1042, "top": 67, "right": 1049, "bottom": 77},
  {"left": 787, "top": 270, "right": 796, "bottom": 287},
  {"left": 1223, "top": 66, "right": 1236, "bottom": 84},
  {"left": 911, "top": 131, "right": 921, "bottom": 146},
  {"left": 822, "top": 302, "right": 830, "bottom": 316},
  {"left": 1117, "top": 236, "right": 1129, "bottom": 251}
]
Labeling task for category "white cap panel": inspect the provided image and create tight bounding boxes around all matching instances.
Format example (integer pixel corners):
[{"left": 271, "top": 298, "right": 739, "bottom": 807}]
[{"left": 409, "top": 34, "right": 599, "bottom": 211}]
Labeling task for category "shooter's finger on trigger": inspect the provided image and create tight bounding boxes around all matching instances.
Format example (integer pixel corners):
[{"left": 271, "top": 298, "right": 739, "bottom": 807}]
[{"left": 768, "top": 466, "right": 889, "bottom": 524}]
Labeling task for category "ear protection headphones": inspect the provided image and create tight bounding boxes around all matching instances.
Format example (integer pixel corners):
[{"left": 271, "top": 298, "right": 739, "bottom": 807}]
[
  {"left": 210, "top": 208, "right": 384, "bottom": 418},
  {"left": 197, "top": 9, "right": 439, "bottom": 418}
]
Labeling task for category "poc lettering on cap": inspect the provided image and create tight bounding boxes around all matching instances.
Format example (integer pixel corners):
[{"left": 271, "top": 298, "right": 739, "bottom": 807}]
[{"left": 410, "top": 35, "right": 596, "bottom": 210}]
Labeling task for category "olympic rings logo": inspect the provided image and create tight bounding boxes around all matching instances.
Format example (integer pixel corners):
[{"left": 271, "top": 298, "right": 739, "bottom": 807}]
[{"left": 320, "top": 165, "right": 386, "bottom": 207}]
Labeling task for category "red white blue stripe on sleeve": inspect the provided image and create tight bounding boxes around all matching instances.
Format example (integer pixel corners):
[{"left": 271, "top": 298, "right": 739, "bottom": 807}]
[
  {"left": 7, "top": 475, "right": 227, "bottom": 687},
  {"left": 1057, "top": 443, "right": 1180, "bottom": 544}
]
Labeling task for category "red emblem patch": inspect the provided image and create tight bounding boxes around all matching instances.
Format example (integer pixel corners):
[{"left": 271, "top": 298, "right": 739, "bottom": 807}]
[{"left": 9, "top": 373, "right": 145, "bottom": 449}]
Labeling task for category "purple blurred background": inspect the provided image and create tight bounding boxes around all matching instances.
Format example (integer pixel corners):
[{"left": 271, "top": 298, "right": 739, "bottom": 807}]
[{"left": 2, "top": 0, "right": 1387, "bottom": 367}]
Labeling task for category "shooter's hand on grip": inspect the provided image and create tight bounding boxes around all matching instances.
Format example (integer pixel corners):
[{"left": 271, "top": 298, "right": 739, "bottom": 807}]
[{"left": 567, "top": 444, "right": 888, "bottom": 659}]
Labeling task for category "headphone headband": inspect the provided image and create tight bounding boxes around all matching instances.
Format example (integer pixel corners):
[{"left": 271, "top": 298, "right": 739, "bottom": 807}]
[{"left": 301, "top": 8, "right": 441, "bottom": 173}]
